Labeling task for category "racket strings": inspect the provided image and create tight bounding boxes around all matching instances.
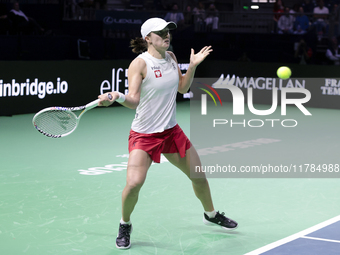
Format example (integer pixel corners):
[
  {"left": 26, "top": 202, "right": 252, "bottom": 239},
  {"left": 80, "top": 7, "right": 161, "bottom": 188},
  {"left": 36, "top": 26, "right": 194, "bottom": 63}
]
[{"left": 34, "top": 110, "right": 77, "bottom": 136}]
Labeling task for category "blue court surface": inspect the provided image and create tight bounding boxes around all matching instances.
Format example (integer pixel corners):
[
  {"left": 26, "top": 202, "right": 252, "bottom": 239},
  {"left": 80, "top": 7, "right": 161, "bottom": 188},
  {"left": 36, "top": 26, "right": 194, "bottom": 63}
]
[{"left": 246, "top": 215, "right": 340, "bottom": 255}]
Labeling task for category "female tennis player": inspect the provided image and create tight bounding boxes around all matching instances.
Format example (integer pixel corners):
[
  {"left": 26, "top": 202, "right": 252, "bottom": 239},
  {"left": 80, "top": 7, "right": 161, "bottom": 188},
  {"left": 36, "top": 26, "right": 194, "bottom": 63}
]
[{"left": 98, "top": 17, "right": 238, "bottom": 249}]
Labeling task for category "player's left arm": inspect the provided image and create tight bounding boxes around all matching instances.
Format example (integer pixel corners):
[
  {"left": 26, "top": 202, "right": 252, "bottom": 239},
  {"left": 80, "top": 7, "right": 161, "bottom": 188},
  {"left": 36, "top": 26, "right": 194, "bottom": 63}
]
[{"left": 168, "top": 46, "right": 213, "bottom": 94}]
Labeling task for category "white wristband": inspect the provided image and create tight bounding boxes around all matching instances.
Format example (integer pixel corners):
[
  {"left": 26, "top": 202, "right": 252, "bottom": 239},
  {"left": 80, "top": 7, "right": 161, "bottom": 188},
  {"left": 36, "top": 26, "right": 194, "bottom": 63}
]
[{"left": 116, "top": 92, "right": 126, "bottom": 103}]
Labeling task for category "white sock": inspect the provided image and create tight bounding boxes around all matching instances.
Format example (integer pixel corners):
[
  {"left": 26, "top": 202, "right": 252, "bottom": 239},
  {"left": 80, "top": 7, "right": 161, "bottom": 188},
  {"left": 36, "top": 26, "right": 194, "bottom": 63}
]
[
  {"left": 120, "top": 218, "right": 131, "bottom": 225},
  {"left": 204, "top": 210, "right": 217, "bottom": 218}
]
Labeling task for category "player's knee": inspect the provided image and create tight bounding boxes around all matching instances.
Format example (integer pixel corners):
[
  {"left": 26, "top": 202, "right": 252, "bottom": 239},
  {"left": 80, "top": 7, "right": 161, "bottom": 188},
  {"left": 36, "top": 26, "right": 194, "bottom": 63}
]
[{"left": 125, "top": 179, "right": 145, "bottom": 195}]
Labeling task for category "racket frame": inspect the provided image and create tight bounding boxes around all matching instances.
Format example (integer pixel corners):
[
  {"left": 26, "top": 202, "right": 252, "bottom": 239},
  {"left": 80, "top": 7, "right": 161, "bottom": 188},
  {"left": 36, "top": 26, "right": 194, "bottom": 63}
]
[{"left": 32, "top": 99, "right": 100, "bottom": 138}]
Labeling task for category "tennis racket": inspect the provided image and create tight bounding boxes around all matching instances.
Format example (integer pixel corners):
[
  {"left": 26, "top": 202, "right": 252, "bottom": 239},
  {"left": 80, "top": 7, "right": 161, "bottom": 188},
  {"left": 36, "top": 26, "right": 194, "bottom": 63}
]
[{"left": 32, "top": 98, "right": 101, "bottom": 138}]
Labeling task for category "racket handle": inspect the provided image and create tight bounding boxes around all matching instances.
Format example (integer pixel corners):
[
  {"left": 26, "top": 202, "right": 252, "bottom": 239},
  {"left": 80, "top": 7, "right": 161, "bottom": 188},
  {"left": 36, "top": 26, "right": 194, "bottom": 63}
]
[{"left": 86, "top": 99, "right": 100, "bottom": 110}]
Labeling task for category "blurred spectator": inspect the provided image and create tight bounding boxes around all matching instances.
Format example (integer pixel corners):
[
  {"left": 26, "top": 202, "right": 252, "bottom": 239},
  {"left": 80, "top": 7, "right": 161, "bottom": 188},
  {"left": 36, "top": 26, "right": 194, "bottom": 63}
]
[
  {"left": 205, "top": 3, "right": 219, "bottom": 31},
  {"left": 294, "top": 6, "right": 310, "bottom": 34},
  {"left": 184, "top": 5, "right": 193, "bottom": 25},
  {"left": 78, "top": 0, "right": 95, "bottom": 9},
  {"left": 324, "top": 0, "right": 333, "bottom": 12},
  {"left": 313, "top": 0, "right": 329, "bottom": 38},
  {"left": 193, "top": 1, "right": 206, "bottom": 31},
  {"left": 0, "top": 15, "right": 10, "bottom": 35},
  {"left": 153, "top": 0, "right": 167, "bottom": 10},
  {"left": 8, "top": 2, "right": 45, "bottom": 35},
  {"left": 325, "top": 36, "right": 340, "bottom": 64},
  {"left": 94, "top": 0, "right": 107, "bottom": 10},
  {"left": 273, "top": 0, "right": 285, "bottom": 33},
  {"left": 301, "top": 0, "right": 315, "bottom": 13},
  {"left": 294, "top": 38, "right": 313, "bottom": 64},
  {"left": 278, "top": 6, "right": 295, "bottom": 34},
  {"left": 330, "top": 3, "right": 339, "bottom": 37},
  {"left": 291, "top": 3, "right": 300, "bottom": 13},
  {"left": 290, "top": 3, "right": 300, "bottom": 23},
  {"left": 164, "top": 3, "right": 185, "bottom": 27},
  {"left": 0, "top": 3, "right": 10, "bottom": 34}
]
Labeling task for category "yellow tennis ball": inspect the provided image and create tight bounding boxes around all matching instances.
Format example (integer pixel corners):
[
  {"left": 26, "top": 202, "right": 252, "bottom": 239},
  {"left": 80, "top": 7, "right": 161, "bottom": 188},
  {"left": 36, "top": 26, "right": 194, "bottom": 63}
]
[{"left": 277, "top": 66, "right": 291, "bottom": 80}]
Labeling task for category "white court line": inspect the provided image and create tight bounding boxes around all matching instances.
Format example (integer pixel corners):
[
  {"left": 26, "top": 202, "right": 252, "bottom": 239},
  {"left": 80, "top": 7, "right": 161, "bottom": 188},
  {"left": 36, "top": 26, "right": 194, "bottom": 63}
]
[
  {"left": 244, "top": 215, "right": 340, "bottom": 255},
  {"left": 301, "top": 236, "right": 340, "bottom": 244}
]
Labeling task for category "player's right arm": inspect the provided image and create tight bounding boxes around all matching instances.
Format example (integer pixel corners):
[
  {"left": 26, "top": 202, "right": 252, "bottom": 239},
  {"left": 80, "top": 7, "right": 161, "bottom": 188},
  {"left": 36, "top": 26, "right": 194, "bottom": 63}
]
[
  {"left": 99, "top": 58, "right": 146, "bottom": 109},
  {"left": 119, "top": 58, "right": 146, "bottom": 109}
]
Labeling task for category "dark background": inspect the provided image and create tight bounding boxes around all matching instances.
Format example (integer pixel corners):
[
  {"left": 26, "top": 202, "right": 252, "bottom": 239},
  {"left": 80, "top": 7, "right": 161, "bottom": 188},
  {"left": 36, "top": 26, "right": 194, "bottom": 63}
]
[{"left": 0, "top": 0, "right": 339, "bottom": 115}]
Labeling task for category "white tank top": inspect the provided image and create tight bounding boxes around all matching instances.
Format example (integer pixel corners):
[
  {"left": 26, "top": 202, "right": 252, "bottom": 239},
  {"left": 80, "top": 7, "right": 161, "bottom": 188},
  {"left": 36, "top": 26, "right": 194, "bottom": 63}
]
[{"left": 131, "top": 51, "right": 179, "bottom": 134}]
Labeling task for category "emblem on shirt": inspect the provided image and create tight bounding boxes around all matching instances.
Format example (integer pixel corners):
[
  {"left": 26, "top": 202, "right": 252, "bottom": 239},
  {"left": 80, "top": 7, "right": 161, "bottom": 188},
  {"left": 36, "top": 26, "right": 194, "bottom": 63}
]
[{"left": 154, "top": 70, "right": 162, "bottom": 78}]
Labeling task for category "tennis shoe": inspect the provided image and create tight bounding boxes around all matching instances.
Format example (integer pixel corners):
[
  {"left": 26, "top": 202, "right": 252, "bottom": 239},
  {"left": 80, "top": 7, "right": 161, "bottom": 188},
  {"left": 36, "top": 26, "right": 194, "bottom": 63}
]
[
  {"left": 203, "top": 211, "right": 238, "bottom": 230},
  {"left": 116, "top": 223, "right": 133, "bottom": 249}
]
